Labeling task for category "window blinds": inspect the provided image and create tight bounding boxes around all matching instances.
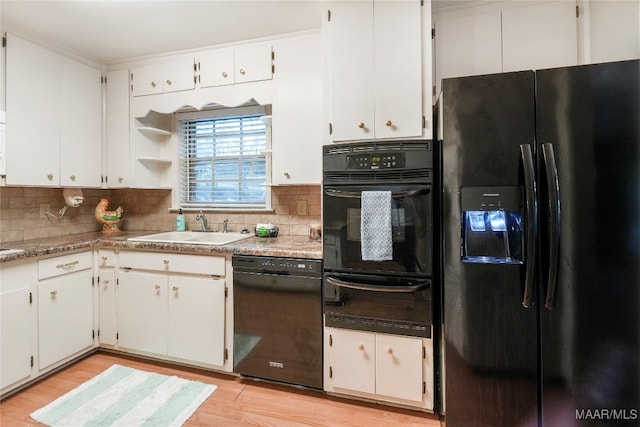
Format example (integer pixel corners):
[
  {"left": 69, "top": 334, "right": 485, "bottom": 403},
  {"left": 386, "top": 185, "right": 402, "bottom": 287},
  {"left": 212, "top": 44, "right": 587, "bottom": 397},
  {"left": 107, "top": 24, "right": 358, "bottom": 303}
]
[{"left": 178, "top": 113, "right": 267, "bottom": 208}]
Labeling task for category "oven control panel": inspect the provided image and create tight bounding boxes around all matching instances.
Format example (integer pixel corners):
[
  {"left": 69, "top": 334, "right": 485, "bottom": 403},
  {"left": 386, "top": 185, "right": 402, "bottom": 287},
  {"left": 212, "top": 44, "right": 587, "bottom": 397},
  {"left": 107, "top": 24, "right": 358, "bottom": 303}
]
[{"left": 346, "top": 152, "right": 406, "bottom": 170}]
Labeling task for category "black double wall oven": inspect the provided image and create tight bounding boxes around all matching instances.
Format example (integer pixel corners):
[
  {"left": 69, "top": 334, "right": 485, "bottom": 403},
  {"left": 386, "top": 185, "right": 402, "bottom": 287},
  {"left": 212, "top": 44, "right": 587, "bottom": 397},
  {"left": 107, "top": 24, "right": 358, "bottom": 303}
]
[{"left": 322, "top": 141, "right": 433, "bottom": 338}]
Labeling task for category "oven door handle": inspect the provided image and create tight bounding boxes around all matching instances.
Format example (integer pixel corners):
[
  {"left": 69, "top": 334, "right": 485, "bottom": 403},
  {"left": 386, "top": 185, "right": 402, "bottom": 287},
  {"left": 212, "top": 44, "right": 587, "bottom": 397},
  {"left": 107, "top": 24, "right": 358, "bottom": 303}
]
[
  {"left": 324, "top": 188, "right": 430, "bottom": 199},
  {"left": 326, "top": 276, "right": 429, "bottom": 293}
]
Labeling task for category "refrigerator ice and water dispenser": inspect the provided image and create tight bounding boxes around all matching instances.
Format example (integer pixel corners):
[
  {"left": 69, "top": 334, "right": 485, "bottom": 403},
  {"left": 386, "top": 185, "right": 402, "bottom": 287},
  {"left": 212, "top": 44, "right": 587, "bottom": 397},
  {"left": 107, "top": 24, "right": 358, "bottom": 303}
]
[{"left": 461, "top": 186, "right": 523, "bottom": 264}]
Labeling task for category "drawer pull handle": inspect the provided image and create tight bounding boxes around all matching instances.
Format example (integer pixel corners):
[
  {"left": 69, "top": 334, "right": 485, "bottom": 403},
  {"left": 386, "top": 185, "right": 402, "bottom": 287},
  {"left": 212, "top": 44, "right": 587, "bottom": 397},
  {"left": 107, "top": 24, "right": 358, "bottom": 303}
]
[
  {"left": 50, "top": 290, "right": 58, "bottom": 297},
  {"left": 56, "top": 260, "right": 79, "bottom": 269},
  {"left": 172, "top": 286, "right": 179, "bottom": 292},
  {"left": 358, "top": 344, "right": 365, "bottom": 351}
]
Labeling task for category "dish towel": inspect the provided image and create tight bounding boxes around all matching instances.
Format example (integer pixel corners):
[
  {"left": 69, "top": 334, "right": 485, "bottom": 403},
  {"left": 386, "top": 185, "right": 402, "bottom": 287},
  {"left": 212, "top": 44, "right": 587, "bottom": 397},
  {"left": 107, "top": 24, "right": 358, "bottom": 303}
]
[{"left": 361, "top": 190, "right": 393, "bottom": 261}]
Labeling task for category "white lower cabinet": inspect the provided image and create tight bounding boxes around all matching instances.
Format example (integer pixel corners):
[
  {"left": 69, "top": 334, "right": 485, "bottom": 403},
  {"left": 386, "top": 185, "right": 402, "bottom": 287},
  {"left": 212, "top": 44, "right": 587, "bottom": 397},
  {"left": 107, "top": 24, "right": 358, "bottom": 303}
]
[
  {"left": 325, "top": 327, "right": 434, "bottom": 411},
  {"left": 116, "top": 251, "right": 228, "bottom": 369},
  {"left": 0, "top": 260, "right": 37, "bottom": 394},
  {"left": 37, "top": 252, "right": 95, "bottom": 371}
]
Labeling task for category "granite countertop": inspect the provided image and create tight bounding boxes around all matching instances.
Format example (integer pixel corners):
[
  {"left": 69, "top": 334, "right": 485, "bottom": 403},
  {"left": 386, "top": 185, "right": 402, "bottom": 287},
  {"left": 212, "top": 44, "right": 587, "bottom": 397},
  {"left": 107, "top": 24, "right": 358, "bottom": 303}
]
[{"left": 0, "top": 231, "right": 323, "bottom": 263}]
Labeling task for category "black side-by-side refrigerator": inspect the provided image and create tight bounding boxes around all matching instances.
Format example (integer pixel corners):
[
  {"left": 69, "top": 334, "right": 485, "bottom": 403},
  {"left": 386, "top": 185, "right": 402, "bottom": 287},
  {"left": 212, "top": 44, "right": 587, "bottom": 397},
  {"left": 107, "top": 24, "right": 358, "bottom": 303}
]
[{"left": 441, "top": 60, "right": 639, "bottom": 426}]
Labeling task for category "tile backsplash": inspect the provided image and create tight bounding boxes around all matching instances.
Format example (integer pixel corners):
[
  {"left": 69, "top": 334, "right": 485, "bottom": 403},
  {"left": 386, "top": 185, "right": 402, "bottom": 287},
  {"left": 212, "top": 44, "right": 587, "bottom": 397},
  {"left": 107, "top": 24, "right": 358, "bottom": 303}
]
[{"left": 0, "top": 185, "right": 321, "bottom": 243}]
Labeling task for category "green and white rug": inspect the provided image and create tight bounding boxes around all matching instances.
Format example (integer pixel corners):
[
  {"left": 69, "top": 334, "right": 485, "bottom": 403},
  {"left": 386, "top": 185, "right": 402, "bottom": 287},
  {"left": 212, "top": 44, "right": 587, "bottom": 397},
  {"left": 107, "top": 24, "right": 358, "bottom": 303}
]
[{"left": 30, "top": 364, "right": 216, "bottom": 427}]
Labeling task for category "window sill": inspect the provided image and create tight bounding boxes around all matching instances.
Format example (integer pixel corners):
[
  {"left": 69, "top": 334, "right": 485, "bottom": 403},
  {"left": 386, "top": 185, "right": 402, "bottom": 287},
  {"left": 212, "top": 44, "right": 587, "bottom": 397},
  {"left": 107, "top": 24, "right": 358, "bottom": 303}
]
[{"left": 169, "top": 208, "right": 275, "bottom": 214}]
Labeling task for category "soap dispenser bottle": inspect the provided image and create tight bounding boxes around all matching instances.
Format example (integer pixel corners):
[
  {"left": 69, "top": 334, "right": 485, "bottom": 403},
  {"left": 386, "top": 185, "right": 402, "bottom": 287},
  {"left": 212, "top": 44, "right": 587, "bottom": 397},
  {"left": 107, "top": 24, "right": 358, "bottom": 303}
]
[{"left": 176, "top": 209, "right": 186, "bottom": 231}]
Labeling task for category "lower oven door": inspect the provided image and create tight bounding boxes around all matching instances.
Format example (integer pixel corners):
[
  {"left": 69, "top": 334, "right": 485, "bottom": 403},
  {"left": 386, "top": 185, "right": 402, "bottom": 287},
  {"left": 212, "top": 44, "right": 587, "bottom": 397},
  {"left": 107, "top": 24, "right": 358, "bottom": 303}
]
[
  {"left": 322, "top": 184, "right": 432, "bottom": 276},
  {"left": 323, "top": 272, "right": 432, "bottom": 338},
  {"left": 233, "top": 270, "right": 323, "bottom": 389}
]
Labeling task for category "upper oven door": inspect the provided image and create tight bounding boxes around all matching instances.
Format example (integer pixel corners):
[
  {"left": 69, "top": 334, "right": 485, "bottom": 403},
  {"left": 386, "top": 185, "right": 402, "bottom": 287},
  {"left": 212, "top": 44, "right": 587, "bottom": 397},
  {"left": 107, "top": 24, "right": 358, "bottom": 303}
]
[{"left": 323, "top": 183, "right": 432, "bottom": 276}]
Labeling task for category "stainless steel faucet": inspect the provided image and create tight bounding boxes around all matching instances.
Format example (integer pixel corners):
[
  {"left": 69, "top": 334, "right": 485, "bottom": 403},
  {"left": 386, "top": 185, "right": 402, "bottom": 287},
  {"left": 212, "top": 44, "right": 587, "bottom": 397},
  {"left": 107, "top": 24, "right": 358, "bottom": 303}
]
[
  {"left": 223, "top": 218, "right": 229, "bottom": 233},
  {"left": 195, "top": 210, "right": 208, "bottom": 231}
]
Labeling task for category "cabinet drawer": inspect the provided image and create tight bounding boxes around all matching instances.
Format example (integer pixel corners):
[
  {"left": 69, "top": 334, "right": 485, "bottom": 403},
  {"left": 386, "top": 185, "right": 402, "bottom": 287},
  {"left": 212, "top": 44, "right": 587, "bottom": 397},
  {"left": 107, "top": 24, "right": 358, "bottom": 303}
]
[
  {"left": 38, "top": 251, "right": 92, "bottom": 280},
  {"left": 119, "top": 251, "right": 225, "bottom": 276},
  {"left": 97, "top": 249, "right": 116, "bottom": 268}
]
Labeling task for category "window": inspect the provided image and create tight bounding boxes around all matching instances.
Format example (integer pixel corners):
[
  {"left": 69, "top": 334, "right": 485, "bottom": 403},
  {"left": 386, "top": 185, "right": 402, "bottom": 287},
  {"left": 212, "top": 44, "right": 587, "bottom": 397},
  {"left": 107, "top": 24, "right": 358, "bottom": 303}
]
[{"left": 178, "top": 106, "right": 270, "bottom": 209}]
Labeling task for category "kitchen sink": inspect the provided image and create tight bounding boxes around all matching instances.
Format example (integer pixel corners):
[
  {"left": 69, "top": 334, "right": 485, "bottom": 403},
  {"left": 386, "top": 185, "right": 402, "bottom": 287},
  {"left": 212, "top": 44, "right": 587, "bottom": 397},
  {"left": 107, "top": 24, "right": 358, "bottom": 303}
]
[
  {"left": 0, "top": 248, "right": 25, "bottom": 255},
  {"left": 128, "top": 231, "right": 252, "bottom": 246}
]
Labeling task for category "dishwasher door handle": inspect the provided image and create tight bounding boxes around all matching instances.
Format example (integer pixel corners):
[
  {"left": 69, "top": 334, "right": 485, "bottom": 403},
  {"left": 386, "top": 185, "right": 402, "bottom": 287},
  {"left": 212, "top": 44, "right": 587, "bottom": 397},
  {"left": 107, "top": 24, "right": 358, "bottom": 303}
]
[{"left": 326, "top": 276, "right": 429, "bottom": 293}]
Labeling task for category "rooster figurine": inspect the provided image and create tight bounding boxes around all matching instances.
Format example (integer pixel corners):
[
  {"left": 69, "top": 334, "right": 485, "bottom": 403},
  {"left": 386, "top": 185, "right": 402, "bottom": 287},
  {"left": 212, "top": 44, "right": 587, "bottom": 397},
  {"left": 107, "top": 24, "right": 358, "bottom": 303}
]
[{"left": 95, "top": 198, "right": 123, "bottom": 233}]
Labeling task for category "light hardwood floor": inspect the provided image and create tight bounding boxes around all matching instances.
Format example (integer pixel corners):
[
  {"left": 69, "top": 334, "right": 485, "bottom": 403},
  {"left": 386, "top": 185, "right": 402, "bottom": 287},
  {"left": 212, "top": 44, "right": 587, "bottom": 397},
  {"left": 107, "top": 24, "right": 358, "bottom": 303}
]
[{"left": 1, "top": 351, "right": 441, "bottom": 426}]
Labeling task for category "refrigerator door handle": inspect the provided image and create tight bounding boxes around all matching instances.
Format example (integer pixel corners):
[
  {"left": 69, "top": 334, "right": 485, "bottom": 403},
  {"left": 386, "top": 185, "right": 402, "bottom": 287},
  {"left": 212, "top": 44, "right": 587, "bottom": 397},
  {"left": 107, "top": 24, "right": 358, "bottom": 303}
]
[
  {"left": 520, "top": 144, "right": 537, "bottom": 308},
  {"left": 542, "top": 143, "right": 560, "bottom": 309}
]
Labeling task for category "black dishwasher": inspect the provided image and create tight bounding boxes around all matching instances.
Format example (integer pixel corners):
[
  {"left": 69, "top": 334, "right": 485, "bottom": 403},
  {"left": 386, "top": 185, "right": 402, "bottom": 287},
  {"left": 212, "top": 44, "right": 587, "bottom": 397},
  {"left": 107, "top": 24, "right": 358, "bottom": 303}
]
[{"left": 232, "top": 255, "right": 323, "bottom": 389}]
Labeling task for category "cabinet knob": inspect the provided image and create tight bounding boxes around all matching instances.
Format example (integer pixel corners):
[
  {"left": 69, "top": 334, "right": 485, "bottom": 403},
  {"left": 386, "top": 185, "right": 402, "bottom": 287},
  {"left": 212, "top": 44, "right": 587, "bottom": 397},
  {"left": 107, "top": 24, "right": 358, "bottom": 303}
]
[
  {"left": 239, "top": 68, "right": 246, "bottom": 75},
  {"left": 47, "top": 173, "right": 54, "bottom": 180},
  {"left": 172, "top": 286, "right": 179, "bottom": 292},
  {"left": 284, "top": 172, "right": 290, "bottom": 178},
  {"left": 103, "top": 280, "right": 110, "bottom": 286},
  {"left": 166, "top": 79, "right": 172, "bottom": 86},
  {"left": 358, "top": 122, "right": 365, "bottom": 129},
  {"left": 222, "top": 71, "right": 228, "bottom": 78},
  {"left": 50, "top": 290, "right": 58, "bottom": 298},
  {"left": 385, "top": 120, "right": 393, "bottom": 127},
  {"left": 101, "top": 256, "right": 108, "bottom": 262},
  {"left": 387, "top": 348, "right": 393, "bottom": 355},
  {"left": 154, "top": 284, "right": 161, "bottom": 291},
  {"left": 163, "top": 259, "right": 170, "bottom": 265},
  {"left": 358, "top": 344, "right": 365, "bottom": 351},
  {"left": 70, "top": 174, "right": 76, "bottom": 181},
  {"left": 118, "top": 177, "right": 124, "bottom": 183},
  {"left": 151, "top": 81, "right": 157, "bottom": 88}
]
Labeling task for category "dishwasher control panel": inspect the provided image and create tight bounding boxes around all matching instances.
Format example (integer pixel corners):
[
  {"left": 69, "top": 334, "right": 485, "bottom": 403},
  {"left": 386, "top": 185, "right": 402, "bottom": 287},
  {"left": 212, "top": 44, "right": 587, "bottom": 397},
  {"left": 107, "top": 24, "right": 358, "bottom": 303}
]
[{"left": 232, "top": 255, "right": 322, "bottom": 276}]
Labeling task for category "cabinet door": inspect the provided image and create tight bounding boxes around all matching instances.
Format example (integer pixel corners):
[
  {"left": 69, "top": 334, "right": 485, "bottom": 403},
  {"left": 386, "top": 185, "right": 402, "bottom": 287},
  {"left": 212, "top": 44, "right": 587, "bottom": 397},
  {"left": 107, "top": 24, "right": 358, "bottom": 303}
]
[
  {"left": 117, "top": 271, "right": 168, "bottom": 355},
  {"left": 163, "top": 59, "right": 196, "bottom": 93},
  {"left": 1, "top": 287, "right": 33, "bottom": 389},
  {"left": 131, "top": 64, "right": 164, "bottom": 96},
  {"left": 5, "top": 34, "right": 61, "bottom": 186},
  {"left": 38, "top": 270, "right": 94, "bottom": 370},
  {"left": 234, "top": 45, "right": 273, "bottom": 84},
  {"left": 375, "top": 333, "right": 423, "bottom": 402},
  {"left": 167, "top": 276, "right": 226, "bottom": 366},
  {"left": 271, "top": 33, "right": 323, "bottom": 185},
  {"left": 199, "top": 51, "right": 235, "bottom": 87},
  {"left": 98, "top": 270, "right": 116, "bottom": 346},
  {"left": 105, "top": 69, "right": 130, "bottom": 187},
  {"left": 330, "top": 328, "right": 375, "bottom": 394},
  {"left": 434, "top": 11, "right": 502, "bottom": 95},
  {"left": 328, "top": 0, "right": 375, "bottom": 141},
  {"left": 373, "top": 0, "right": 423, "bottom": 139},
  {"left": 502, "top": 1, "right": 578, "bottom": 72},
  {"left": 60, "top": 55, "right": 102, "bottom": 187}
]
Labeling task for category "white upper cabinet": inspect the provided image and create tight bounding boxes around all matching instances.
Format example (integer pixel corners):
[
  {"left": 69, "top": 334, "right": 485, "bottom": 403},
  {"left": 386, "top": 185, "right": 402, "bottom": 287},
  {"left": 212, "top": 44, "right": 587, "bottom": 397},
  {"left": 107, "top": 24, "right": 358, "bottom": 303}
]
[
  {"left": 105, "top": 69, "right": 131, "bottom": 187},
  {"left": 434, "top": 1, "right": 579, "bottom": 95},
  {"left": 434, "top": 11, "right": 502, "bottom": 84},
  {"left": 59, "top": 55, "right": 103, "bottom": 187},
  {"left": 131, "top": 59, "right": 196, "bottom": 97},
  {"left": 271, "top": 32, "right": 323, "bottom": 185},
  {"left": 198, "top": 51, "right": 235, "bottom": 87},
  {"left": 327, "top": 0, "right": 428, "bottom": 142},
  {"left": 198, "top": 45, "right": 272, "bottom": 88},
  {"left": 5, "top": 34, "right": 102, "bottom": 187},
  {"left": 501, "top": 1, "right": 577, "bottom": 73},
  {"left": 234, "top": 45, "right": 273, "bottom": 84}
]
